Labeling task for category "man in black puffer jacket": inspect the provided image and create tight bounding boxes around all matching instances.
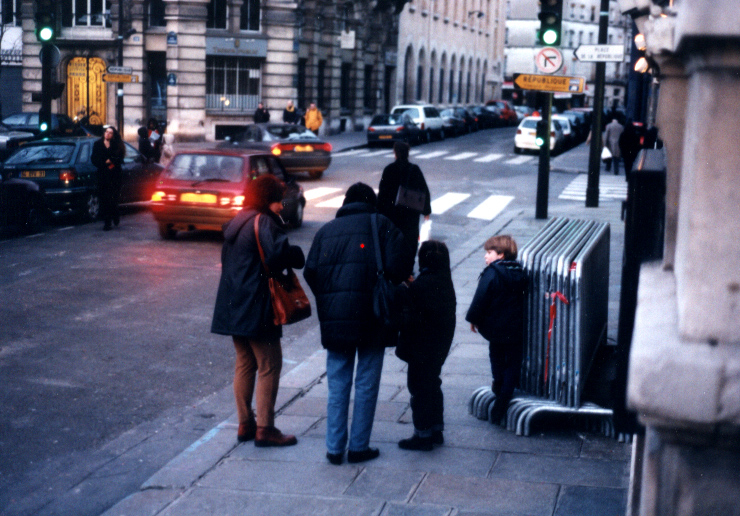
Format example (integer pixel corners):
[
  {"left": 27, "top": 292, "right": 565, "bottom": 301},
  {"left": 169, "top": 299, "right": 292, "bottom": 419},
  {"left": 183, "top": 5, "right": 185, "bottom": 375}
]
[
  {"left": 466, "top": 235, "right": 528, "bottom": 426},
  {"left": 304, "top": 183, "right": 408, "bottom": 466}
]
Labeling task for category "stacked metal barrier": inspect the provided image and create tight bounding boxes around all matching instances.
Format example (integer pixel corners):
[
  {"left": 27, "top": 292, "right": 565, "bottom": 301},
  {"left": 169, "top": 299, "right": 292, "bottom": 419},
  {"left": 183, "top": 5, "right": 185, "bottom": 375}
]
[{"left": 469, "top": 217, "right": 614, "bottom": 436}]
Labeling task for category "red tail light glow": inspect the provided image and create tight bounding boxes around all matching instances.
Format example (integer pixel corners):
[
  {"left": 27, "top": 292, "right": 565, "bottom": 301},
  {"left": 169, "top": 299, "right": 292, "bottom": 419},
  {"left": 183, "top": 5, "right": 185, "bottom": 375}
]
[
  {"left": 368, "top": 127, "right": 376, "bottom": 132},
  {"left": 59, "top": 169, "right": 76, "bottom": 182},
  {"left": 271, "top": 144, "right": 282, "bottom": 156}
]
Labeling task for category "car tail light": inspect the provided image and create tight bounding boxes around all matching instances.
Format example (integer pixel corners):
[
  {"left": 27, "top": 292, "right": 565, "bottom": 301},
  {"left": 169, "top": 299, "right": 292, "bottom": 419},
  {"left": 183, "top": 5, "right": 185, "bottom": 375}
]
[
  {"left": 516, "top": 129, "right": 522, "bottom": 135},
  {"left": 151, "top": 191, "right": 166, "bottom": 202},
  {"left": 271, "top": 143, "right": 283, "bottom": 156},
  {"left": 551, "top": 131, "right": 556, "bottom": 138},
  {"left": 368, "top": 127, "right": 376, "bottom": 132},
  {"left": 314, "top": 142, "right": 332, "bottom": 152},
  {"left": 420, "top": 123, "right": 425, "bottom": 130},
  {"left": 59, "top": 169, "right": 76, "bottom": 182},
  {"left": 219, "top": 195, "right": 245, "bottom": 208}
]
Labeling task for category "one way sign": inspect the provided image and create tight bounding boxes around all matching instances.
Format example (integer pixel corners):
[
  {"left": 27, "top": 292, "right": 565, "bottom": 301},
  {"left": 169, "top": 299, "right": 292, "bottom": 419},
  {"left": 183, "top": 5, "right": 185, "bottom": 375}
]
[{"left": 574, "top": 44, "right": 625, "bottom": 62}]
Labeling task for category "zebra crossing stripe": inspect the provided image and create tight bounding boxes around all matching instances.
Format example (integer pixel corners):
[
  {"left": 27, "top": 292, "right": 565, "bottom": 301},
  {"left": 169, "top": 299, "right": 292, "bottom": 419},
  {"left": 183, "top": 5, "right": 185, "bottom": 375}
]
[
  {"left": 445, "top": 152, "right": 478, "bottom": 161},
  {"left": 558, "top": 175, "right": 627, "bottom": 201},
  {"left": 467, "top": 194, "right": 514, "bottom": 221},
  {"left": 415, "top": 151, "right": 450, "bottom": 160},
  {"left": 337, "top": 149, "right": 366, "bottom": 156},
  {"left": 357, "top": 150, "right": 394, "bottom": 157},
  {"left": 505, "top": 156, "right": 533, "bottom": 165},
  {"left": 431, "top": 192, "right": 471, "bottom": 215},
  {"left": 474, "top": 153, "right": 504, "bottom": 163},
  {"left": 304, "top": 187, "right": 343, "bottom": 200}
]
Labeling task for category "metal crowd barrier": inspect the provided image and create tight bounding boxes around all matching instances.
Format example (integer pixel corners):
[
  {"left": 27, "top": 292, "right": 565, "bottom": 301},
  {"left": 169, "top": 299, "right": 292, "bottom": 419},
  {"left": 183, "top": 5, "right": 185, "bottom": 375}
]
[{"left": 469, "top": 217, "right": 615, "bottom": 437}]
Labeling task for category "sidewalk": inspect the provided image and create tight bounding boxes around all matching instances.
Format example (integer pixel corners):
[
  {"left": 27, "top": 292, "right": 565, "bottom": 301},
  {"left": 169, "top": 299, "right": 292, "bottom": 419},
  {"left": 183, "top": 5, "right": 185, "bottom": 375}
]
[{"left": 102, "top": 148, "right": 631, "bottom": 515}]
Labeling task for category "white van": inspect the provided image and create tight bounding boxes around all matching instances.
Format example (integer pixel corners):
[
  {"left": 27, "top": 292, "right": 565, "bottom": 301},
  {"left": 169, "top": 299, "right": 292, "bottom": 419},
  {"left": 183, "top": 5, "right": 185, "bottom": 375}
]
[{"left": 390, "top": 104, "right": 445, "bottom": 143}]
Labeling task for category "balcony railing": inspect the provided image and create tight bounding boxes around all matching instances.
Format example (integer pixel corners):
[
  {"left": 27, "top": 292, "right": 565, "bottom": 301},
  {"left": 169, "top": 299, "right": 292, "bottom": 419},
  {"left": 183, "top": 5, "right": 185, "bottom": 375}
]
[{"left": 206, "top": 94, "right": 260, "bottom": 112}]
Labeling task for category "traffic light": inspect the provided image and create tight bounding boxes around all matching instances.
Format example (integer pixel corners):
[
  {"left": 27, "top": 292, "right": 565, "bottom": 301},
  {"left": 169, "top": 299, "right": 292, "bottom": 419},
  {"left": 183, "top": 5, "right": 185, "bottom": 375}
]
[
  {"left": 35, "top": 11, "right": 56, "bottom": 42},
  {"left": 39, "top": 107, "right": 51, "bottom": 134},
  {"left": 538, "top": 0, "right": 563, "bottom": 46},
  {"left": 535, "top": 119, "right": 549, "bottom": 147}
]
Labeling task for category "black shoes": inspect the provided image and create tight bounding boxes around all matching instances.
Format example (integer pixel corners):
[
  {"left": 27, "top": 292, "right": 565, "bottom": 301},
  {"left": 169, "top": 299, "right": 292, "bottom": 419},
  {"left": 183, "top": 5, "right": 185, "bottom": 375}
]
[
  {"left": 398, "top": 435, "right": 433, "bottom": 451},
  {"left": 326, "top": 452, "right": 343, "bottom": 465},
  {"left": 432, "top": 430, "right": 444, "bottom": 445},
  {"left": 347, "top": 447, "right": 380, "bottom": 463}
]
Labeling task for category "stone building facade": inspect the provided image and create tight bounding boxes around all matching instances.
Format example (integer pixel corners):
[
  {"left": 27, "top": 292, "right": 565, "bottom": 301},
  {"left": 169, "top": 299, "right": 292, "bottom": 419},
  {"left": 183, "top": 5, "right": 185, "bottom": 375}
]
[
  {"left": 396, "top": 0, "right": 505, "bottom": 106},
  {"left": 17, "top": 0, "right": 403, "bottom": 142}
]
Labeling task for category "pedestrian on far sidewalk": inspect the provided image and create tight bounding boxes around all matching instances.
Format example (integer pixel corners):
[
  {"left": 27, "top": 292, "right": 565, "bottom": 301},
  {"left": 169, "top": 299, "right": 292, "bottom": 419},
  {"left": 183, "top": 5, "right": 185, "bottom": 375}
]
[
  {"left": 603, "top": 117, "right": 624, "bottom": 175},
  {"left": 304, "top": 183, "right": 408, "bottom": 466},
  {"left": 304, "top": 102, "right": 323, "bottom": 135},
  {"left": 211, "top": 174, "right": 305, "bottom": 448},
  {"left": 282, "top": 100, "right": 300, "bottom": 124},
  {"left": 465, "top": 235, "right": 528, "bottom": 426},
  {"left": 395, "top": 240, "right": 456, "bottom": 451},
  {"left": 254, "top": 102, "right": 270, "bottom": 123}
]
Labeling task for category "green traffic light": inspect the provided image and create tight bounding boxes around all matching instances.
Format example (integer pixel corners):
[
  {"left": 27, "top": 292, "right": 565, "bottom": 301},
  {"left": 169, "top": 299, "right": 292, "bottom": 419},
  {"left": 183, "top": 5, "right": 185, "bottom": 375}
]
[
  {"left": 39, "top": 121, "right": 49, "bottom": 132},
  {"left": 38, "top": 27, "right": 54, "bottom": 41},
  {"left": 535, "top": 136, "right": 545, "bottom": 147},
  {"left": 542, "top": 29, "right": 558, "bottom": 45}
]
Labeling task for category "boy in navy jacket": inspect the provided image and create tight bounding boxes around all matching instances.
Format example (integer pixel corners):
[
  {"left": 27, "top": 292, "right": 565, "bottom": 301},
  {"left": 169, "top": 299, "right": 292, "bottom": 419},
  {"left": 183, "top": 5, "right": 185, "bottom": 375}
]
[{"left": 465, "top": 235, "right": 528, "bottom": 425}]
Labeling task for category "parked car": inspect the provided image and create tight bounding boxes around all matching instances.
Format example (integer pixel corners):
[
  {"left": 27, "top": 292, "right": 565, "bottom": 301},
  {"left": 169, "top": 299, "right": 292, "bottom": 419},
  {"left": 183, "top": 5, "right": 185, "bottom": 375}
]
[
  {"left": 219, "top": 123, "right": 332, "bottom": 179},
  {"left": 439, "top": 108, "right": 467, "bottom": 137},
  {"left": 0, "top": 122, "right": 35, "bottom": 162},
  {"left": 514, "top": 116, "right": 564, "bottom": 153},
  {"left": 0, "top": 178, "right": 44, "bottom": 235},
  {"left": 366, "top": 113, "right": 422, "bottom": 146},
  {"left": 468, "top": 105, "right": 499, "bottom": 129},
  {"left": 514, "top": 105, "right": 533, "bottom": 122},
  {"left": 1, "top": 112, "right": 83, "bottom": 137},
  {"left": 561, "top": 110, "right": 589, "bottom": 141},
  {"left": 552, "top": 115, "right": 575, "bottom": 148},
  {"left": 390, "top": 104, "right": 445, "bottom": 142},
  {"left": 485, "top": 100, "right": 518, "bottom": 125},
  {"left": 452, "top": 107, "right": 478, "bottom": 133},
  {"left": 150, "top": 149, "right": 305, "bottom": 239},
  {"left": 0, "top": 137, "right": 162, "bottom": 220}
]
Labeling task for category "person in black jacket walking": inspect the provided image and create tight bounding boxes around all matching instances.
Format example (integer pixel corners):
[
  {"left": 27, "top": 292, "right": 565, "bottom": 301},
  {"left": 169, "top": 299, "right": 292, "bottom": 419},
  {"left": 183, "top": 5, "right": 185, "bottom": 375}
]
[
  {"left": 212, "top": 174, "right": 305, "bottom": 447},
  {"left": 304, "top": 183, "right": 407, "bottom": 465},
  {"left": 90, "top": 126, "right": 125, "bottom": 231},
  {"left": 377, "top": 142, "right": 432, "bottom": 275},
  {"left": 396, "top": 240, "right": 456, "bottom": 451},
  {"left": 254, "top": 102, "right": 270, "bottom": 123},
  {"left": 465, "top": 235, "right": 528, "bottom": 425}
]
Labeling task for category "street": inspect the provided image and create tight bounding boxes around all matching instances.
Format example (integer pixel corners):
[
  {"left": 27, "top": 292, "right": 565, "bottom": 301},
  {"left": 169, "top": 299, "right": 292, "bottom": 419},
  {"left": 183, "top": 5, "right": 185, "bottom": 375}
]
[{"left": 1, "top": 127, "right": 590, "bottom": 515}]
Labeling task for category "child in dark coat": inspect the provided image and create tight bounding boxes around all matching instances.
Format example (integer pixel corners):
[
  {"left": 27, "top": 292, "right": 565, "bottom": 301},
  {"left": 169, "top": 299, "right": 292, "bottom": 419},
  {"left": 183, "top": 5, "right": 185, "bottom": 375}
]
[
  {"left": 396, "top": 240, "right": 456, "bottom": 451},
  {"left": 465, "top": 235, "right": 528, "bottom": 425}
]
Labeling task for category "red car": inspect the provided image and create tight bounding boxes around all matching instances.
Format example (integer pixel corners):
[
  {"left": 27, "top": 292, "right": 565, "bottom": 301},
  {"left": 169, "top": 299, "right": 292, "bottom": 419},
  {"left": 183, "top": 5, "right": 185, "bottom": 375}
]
[{"left": 486, "top": 100, "right": 518, "bottom": 126}]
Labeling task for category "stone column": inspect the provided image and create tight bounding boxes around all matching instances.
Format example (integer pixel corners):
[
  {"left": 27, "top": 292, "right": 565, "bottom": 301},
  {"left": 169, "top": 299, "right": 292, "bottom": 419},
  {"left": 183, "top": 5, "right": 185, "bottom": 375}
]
[{"left": 163, "top": 0, "right": 208, "bottom": 141}]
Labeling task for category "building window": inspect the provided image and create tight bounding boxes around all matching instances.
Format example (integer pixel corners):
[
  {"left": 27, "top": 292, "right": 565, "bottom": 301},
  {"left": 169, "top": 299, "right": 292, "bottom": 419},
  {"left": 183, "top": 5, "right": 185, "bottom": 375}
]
[
  {"left": 363, "top": 64, "right": 374, "bottom": 112},
  {"left": 149, "top": 0, "right": 165, "bottom": 27},
  {"left": 448, "top": 67, "right": 454, "bottom": 103},
  {"left": 318, "top": 60, "right": 326, "bottom": 108},
  {"left": 61, "top": 0, "right": 111, "bottom": 27},
  {"left": 438, "top": 67, "right": 444, "bottom": 104},
  {"left": 205, "top": 56, "right": 261, "bottom": 111},
  {"left": 590, "top": 6, "right": 595, "bottom": 21},
  {"left": 240, "top": 0, "right": 260, "bottom": 31},
  {"left": 207, "top": 0, "right": 227, "bottom": 29},
  {"left": 416, "top": 64, "right": 423, "bottom": 101},
  {"left": 1, "top": 0, "right": 18, "bottom": 25},
  {"left": 340, "top": 62, "right": 354, "bottom": 112},
  {"left": 429, "top": 66, "right": 434, "bottom": 103}
]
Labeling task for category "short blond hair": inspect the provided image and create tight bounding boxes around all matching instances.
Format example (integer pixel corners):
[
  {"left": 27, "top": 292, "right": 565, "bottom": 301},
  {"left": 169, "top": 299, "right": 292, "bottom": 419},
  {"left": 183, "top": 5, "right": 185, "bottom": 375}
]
[{"left": 484, "top": 234, "right": 518, "bottom": 260}]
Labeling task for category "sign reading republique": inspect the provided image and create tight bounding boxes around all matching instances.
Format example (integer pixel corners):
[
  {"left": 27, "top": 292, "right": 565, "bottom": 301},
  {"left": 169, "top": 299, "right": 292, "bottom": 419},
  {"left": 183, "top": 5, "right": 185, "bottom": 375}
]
[{"left": 513, "top": 73, "right": 585, "bottom": 94}]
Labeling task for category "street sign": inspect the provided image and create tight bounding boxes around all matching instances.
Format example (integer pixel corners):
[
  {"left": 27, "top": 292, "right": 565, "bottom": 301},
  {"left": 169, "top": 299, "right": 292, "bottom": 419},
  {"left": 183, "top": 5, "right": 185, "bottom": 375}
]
[
  {"left": 107, "top": 66, "right": 133, "bottom": 74},
  {"left": 535, "top": 47, "right": 563, "bottom": 74},
  {"left": 513, "top": 73, "right": 585, "bottom": 94},
  {"left": 103, "top": 74, "right": 139, "bottom": 83},
  {"left": 574, "top": 44, "right": 625, "bottom": 62}
]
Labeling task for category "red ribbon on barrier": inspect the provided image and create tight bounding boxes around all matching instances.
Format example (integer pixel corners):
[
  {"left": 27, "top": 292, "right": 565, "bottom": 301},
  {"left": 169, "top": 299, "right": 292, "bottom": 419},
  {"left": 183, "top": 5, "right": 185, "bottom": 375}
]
[{"left": 545, "top": 291, "right": 570, "bottom": 388}]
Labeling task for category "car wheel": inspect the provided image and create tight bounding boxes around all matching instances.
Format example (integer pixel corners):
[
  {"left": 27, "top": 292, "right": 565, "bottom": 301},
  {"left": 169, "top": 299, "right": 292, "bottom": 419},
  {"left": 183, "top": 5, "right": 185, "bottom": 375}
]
[
  {"left": 438, "top": 128, "right": 445, "bottom": 141},
  {"left": 308, "top": 170, "right": 323, "bottom": 179},
  {"left": 290, "top": 201, "right": 304, "bottom": 229},
  {"left": 84, "top": 192, "right": 100, "bottom": 221},
  {"left": 514, "top": 146, "right": 521, "bottom": 154},
  {"left": 23, "top": 205, "right": 45, "bottom": 235},
  {"left": 158, "top": 222, "right": 177, "bottom": 240},
  {"left": 424, "top": 130, "right": 431, "bottom": 143}
]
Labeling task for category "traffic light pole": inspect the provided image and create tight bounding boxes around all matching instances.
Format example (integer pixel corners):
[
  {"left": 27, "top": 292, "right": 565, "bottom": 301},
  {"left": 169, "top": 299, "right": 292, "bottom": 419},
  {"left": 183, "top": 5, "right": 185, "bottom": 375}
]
[
  {"left": 535, "top": 92, "right": 553, "bottom": 219},
  {"left": 39, "top": 43, "right": 53, "bottom": 136},
  {"left": 116, "top": 0, "right": 124, "bottom": 137},
  {"left": 585, "top": 0, "right": 610, "bottom": 208}
]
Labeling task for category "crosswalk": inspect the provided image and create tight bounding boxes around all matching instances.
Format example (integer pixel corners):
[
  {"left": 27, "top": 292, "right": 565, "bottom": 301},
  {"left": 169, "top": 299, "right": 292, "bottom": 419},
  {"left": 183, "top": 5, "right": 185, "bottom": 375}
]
[
  {"left": 558, "top": 174, "right": 628, "bottom": 202},
  {"left": 337, "top": 148, "right": 536, "bottom": 166}
]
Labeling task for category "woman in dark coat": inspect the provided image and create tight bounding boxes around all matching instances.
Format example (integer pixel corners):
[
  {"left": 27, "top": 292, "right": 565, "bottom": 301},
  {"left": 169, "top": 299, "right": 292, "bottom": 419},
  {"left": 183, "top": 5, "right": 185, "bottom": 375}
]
[
  {"left": 396, "top": 240, "right": 456, "bottom": 451},
  {"left": 377, "top": 142, "right": 432, "bottom": 275},
  {"left": 304, "top": 183, "right": 407, "bottom": 465},
  {"left": 211, "top": 174, "right": 305, "bottom": 447},
  {"left": 90, "top": 126, "right": 125, "bottom": 231}
]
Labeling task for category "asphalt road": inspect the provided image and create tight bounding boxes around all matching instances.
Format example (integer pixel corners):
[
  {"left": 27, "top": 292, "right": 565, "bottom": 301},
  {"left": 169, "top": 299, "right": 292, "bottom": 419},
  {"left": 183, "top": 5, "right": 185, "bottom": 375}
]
[{"left": 0, "top": 126, "right": 580, "bottom": 515}]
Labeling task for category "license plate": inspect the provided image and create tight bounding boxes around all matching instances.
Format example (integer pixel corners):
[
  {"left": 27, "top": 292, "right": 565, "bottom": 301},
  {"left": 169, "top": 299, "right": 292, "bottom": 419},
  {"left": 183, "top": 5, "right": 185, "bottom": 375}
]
[
  {"left": 379, "top": 135, "right": 392, "bottom": 139},
  {"left": 21, "top": 170, "right": 45, "bottom": 178},
  {"left": 294, "top": 145, "right": 314, "bottom": 152},
  {"left": 180, "top": 192, "right": 217, "bottom": 204}
]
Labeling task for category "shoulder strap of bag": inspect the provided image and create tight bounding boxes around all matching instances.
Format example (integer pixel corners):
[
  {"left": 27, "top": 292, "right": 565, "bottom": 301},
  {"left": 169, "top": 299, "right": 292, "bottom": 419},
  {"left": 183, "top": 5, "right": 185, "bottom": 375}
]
[
  {"left": 254, "top": 214, "right": 271, "bottom": 275},
  {"left": 370, "top": 213, "right": 384, "bottom": 274}
]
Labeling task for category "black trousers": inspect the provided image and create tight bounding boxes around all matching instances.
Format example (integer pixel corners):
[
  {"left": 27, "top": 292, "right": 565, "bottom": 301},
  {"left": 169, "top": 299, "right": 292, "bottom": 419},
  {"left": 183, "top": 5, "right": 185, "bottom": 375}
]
[
  {"left": 99, "top": 178, "right": 121, "bottom": 226},
  {"left": 407, "top": 356, "right": 445, "bottom": 434},
  {"left": 488, "top": 338, "right": 523, "bottom": 423}
]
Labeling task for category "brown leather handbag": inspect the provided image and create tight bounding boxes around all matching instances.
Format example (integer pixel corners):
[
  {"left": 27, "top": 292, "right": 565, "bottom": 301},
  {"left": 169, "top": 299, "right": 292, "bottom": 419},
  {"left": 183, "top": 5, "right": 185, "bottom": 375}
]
[{"left": 254, "top": 214, "right": 311, "bottom": 326}]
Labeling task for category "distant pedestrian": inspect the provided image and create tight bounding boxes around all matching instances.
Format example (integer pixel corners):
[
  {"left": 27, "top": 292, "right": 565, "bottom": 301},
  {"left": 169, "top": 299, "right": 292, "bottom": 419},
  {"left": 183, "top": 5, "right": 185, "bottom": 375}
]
[
  {"left": 377, "top": 141, "right": 431, "bottom": 276},
  {"left": 211, "top": 174, "right": 305, "bottom": 448},
  {"left": 282, "top": 100, "right": 300, "bottom": 124},
  {"left": 619, "top": 120, "right": 644, "bottom": 177},
  {"left": 304, "top": 183, "right": 408, "bottom": 466},
  {"left": 91, "top": 126, "right": 125, "bottom": 231},
  {"left": 465, "top": 235, "right": 528, "bottom": 425},
  {"left": 396, "top": 240, "right": 456, "bottom": 451},
  {"left": 254, "top": 102, "right": 270, "bottom": 123},
  {"left": 160, "top": 133, "right": 175, "bottom": 168},
  {"left": 603, "top": 117, "right": 624, "bottom": 175},
  {"left": 137, "top": 126, "right": 157, "bottom": 162},
  {"left": 304, "top": 102, "right": 323, "bottom": 135},
  {"left": 147, "top": 118, "right": 162, "bottom": 162}
]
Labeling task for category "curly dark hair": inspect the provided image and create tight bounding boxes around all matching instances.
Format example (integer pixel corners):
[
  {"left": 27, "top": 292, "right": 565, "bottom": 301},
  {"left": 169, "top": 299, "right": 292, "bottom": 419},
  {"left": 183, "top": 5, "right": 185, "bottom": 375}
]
[{"left": 244, "top": 174, "right": 285, "bottom": 213}]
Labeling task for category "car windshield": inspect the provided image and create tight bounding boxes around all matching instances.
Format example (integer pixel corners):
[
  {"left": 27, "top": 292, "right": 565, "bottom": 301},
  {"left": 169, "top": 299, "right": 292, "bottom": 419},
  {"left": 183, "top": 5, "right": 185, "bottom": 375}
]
[
  {"left": 393, "top": 107, "right": 420, "bottom": 118},
  {"left": 439, "top": 109, "right": 454, "bottom": 117},
  {"left": 264, "top": 125, "right": 318, "bottom": 141},
  {"left": 4, "top": 143, "right": 75, "bottom": 165},
  {"left": 521, "top": 119, "right": 539, "bottom": 129},
  {"left": 168, "top": 154, "right": 244, "bottom": 182}
]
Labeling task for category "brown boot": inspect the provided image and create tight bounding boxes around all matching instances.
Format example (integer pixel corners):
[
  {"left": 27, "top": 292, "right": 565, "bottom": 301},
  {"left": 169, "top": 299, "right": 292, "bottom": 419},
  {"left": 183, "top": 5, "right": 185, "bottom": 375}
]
[
  {"left": 237, "top": 418, "right": 256, "bottom": 442},
  {"left": 255, "top": 426, "right": 297, "bottom": 447}
]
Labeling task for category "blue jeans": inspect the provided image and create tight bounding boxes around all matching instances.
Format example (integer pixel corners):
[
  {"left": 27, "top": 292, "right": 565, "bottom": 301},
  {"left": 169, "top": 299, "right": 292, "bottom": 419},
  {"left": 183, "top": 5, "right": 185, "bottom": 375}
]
[{"left": 325, "top": 347, "right": 385, "bottom": 454}]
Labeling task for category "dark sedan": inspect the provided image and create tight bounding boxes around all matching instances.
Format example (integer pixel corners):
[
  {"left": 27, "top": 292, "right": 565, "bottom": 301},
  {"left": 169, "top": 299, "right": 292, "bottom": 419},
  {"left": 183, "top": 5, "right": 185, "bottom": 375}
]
[
  {"left": 150, "top": 149, "right": 305, "bottom": 239},
  {"left": 1, "top": 112, "right": 84, "bottom": 137},
  {"left": 219, "top": 123, "right": 332, "bottom": 179},
  {"left": 0, "top": 137, "right": 163, "bottom": 220},
  {"left": 366, "top": 113, "right": 422, "bottom": 146},
  {"left": 439, "top": 108, "right": 467, "bottom": 137}
]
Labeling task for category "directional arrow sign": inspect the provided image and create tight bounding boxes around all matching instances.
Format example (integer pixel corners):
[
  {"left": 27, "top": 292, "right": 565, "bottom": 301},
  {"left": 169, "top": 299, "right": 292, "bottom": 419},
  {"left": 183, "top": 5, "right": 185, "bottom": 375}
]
[
  {"left": 574, "top": 44, "right": 625, "bottom": 62},
  {"left": 513, "top": 73, "right": 585, "bottom": 94},
  {"left": 103, "top": 74, "right": 139, "bottom": 83},
  {"left": 107, "top": 66, "right": 133, "bottom": 74}
]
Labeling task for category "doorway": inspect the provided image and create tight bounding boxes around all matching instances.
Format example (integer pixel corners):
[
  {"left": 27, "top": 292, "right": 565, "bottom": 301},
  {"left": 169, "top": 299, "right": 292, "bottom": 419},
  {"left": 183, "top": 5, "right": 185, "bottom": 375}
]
[{"left": 67, "top": 57, "right": 107, "bottom": 125}]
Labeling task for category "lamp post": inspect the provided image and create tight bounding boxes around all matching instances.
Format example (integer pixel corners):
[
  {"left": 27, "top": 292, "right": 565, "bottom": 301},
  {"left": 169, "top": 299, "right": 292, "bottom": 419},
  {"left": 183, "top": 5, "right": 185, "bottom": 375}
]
[
  {"left": 116, "top": 1, "right": 136, "bottom": 138},
  {"left": 468, "top": 11, "right": 484, "bottom": 102}
]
